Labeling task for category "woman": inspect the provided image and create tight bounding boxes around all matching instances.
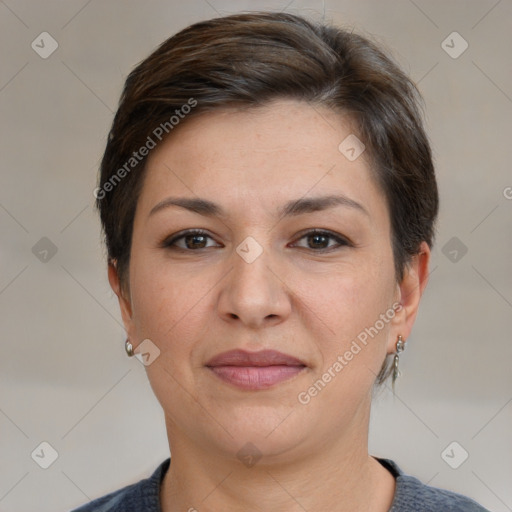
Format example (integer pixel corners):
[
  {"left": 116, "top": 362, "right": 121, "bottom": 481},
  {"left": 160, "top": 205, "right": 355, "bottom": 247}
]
[{"left": 73, "top": 11, "right": 490, "bottom": 512}]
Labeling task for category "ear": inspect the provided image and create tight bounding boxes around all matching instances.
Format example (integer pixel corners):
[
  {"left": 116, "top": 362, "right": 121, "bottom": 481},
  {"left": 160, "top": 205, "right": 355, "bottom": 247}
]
[
  {"left": 387, "top": 241, "right": 431, "bottom": 354},
  {"left": 108, "top": 261, "right": 137, "bottom": 341}
]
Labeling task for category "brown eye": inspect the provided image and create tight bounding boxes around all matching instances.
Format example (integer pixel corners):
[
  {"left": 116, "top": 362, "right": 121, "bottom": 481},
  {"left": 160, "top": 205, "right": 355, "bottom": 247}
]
[
  {"left": 162, "top": 230, "right": 219, "bottom": 250},
  {"left": 292, "top": 230, "right": 350, "bottom": 251}
]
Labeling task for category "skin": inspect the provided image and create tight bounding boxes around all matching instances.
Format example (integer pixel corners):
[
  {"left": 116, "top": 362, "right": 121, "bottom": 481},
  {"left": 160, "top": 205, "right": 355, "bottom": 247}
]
[{"left": 109, "top": 99, "right": 430, "bottom": 512}]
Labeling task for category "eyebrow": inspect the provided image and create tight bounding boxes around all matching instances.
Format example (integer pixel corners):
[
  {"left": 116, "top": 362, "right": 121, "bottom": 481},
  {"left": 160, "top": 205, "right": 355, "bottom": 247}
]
[{"left": 148, "top": 194, "right": 369, "bottom": 219}]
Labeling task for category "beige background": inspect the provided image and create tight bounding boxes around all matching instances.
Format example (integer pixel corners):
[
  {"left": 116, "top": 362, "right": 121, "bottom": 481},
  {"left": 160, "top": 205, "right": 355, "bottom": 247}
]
[{"left": 1, "top": 1, "right": 511, "bottom": 511}]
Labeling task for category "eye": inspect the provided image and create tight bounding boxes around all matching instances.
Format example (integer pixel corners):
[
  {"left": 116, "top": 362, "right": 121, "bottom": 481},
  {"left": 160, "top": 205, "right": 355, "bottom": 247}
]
[
  {"left": 161, "top": 228, "right": 351, "bottom": 252},
  {"left": 291, "top": 229, "right": 351, "bottom": 251},
  {"left": 161, "top": 229, "right": 220, "bottom": 250}
]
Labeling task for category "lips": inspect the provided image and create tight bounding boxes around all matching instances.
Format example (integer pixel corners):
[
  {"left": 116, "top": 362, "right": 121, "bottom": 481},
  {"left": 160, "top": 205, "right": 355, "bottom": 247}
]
[
  {"left": 206, "top": 349, "right": 306, "bottom": 367},
  {"left": 205, "top": 349, "right": 307, "bottom": 390}
]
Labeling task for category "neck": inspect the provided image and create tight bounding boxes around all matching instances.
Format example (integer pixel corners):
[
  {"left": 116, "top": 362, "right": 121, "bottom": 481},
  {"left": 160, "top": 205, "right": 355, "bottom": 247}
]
[{"left": 160, "top": 399, "right": 395, "bottom": 512}]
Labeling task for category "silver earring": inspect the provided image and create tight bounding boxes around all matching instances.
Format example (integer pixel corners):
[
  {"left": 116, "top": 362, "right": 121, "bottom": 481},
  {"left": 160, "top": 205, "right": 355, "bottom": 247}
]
[
  {"left": 392, "top": 335, "right": 406, "bottom": 384},
  {"left": 125, "top": 338, "right": 134, "bottom": 357}
]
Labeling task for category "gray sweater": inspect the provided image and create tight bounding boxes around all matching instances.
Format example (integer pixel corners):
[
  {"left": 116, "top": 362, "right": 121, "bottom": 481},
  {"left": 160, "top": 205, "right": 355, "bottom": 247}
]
[{"left": 70, "top": 457, "right": 491, "bottom": 511}]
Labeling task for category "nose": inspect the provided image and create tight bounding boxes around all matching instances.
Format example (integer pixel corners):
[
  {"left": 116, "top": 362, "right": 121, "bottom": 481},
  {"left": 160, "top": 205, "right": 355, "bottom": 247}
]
[{"left": 217, "top": 238, "right": 292, "bottom": 329}]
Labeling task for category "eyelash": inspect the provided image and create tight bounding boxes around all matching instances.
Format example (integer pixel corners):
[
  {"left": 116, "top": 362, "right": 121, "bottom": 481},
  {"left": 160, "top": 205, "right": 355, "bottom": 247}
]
[{"left": 161, "top": 229, "right": 351, "bottom": 252}]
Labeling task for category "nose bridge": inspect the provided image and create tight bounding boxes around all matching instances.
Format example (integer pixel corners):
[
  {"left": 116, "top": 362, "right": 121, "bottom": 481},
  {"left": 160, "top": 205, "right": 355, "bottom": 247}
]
[
  {"left": 232, "top": 233, "right": 275, "bottom": 300},
  {"left": 218, "top": 232, "right": 290, "bottom": 325}
]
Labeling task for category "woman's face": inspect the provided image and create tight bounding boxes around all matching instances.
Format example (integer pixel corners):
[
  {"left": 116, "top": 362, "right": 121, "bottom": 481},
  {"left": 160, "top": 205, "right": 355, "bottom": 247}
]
[{"left": 110, "top": 99, "right": 428, "bottom": 462}]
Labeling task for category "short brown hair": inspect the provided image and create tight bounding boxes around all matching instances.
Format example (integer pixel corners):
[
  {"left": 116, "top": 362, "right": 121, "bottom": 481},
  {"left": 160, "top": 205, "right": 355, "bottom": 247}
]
[{"left": 96, "top": 11, "right": 438, "bottom": 386}]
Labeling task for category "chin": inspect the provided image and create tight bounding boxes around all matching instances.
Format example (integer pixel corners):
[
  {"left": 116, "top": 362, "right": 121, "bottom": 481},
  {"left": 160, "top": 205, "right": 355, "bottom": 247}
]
[{"left": 205, "top": 407, "right": 312, "bottom": 461}]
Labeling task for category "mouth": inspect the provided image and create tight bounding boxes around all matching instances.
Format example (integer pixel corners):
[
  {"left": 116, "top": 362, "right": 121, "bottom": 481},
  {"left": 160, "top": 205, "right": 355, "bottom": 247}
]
[{"left": 205, "top": 349, "right": 307, "bottom": 390}]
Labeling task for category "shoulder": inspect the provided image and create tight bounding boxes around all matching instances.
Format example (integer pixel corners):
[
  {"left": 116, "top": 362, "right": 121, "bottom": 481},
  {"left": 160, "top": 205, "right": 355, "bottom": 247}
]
[
  {"left": 70, "top": 459, "right": 170, "bottom": 512},
  {"left": 375, "top": 458, "right": 491, "bottom": 512}
]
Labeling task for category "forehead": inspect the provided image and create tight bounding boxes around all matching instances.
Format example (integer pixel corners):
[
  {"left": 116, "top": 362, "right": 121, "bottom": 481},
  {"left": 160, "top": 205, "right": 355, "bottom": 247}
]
[{"left": 138, "top": 99, "right": 386, "bottom": 222}]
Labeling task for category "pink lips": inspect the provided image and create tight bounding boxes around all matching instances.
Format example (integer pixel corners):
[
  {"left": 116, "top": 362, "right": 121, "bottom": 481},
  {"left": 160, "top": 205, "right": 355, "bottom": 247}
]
[{"left": 205, "top": 349, "right": 307, "bottom": 390}]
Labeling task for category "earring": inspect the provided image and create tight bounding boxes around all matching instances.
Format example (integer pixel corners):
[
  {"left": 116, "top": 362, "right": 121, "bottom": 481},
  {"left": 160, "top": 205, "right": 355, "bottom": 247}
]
[
  {"left": 392, "top": 335, "right": 406, "bottom": 383},
  {"left": 125, "top": 338, "right": 134, "bottom": 357}
]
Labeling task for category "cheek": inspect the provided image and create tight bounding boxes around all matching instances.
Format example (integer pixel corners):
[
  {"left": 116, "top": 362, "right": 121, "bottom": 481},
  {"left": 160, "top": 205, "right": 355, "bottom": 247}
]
[
  {"left": 130, "top": 260, "right": 209, "bottom": 343},
  {"left": 309, "top": 256, "right": 396, "bottom": 378},
  {"left": 306, "top": 256, "right": 395, "bottom": 333},
  {"left": 128, "top": 259, "right": 213, "bottom": 407}
]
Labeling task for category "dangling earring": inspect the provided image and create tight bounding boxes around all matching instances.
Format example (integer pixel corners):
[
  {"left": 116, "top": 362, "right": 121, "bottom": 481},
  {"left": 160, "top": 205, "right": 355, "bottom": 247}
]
[
  {"left": 392, "top": 335, "right": 406, "bottom": 385},
  {"left": 125, "top": 338, "right": 134, "bottom": 357}
]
